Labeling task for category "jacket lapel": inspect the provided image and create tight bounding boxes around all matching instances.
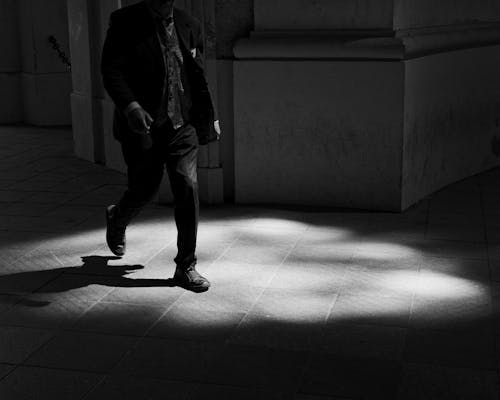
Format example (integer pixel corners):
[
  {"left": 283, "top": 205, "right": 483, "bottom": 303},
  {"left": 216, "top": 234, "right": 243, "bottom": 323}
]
[
  {"left": 137, "top": 2, "right": 165, "bottom": 71},
  {"left": 140, "top": 5, "right": 192, "bottom": 71},
  {"left": 173, "top": 8, "right": 193, "bottom": 53}
]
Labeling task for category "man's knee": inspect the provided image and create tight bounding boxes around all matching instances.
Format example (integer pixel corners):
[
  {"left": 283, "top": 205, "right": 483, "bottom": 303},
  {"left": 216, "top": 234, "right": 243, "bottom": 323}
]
[{"left": 171, "top": 175, "right": 198, "bottom": 204}]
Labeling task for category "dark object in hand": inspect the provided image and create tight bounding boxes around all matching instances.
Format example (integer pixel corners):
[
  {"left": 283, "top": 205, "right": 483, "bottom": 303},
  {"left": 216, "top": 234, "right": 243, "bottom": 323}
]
[{"left": 127, "top": 108, "right": 154, "bottom": 135}]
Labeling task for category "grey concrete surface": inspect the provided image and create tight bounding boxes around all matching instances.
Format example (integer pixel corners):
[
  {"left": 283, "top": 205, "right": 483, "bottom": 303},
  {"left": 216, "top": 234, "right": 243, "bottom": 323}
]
[{"left": 0, "top": 126, "right": 499, "bottom": 399}]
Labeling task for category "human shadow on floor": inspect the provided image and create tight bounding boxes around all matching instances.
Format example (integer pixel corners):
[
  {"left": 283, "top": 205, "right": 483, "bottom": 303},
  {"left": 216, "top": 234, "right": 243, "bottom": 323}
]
[{"left": 0, "top": 255, "right": 178, "bottom": 304}]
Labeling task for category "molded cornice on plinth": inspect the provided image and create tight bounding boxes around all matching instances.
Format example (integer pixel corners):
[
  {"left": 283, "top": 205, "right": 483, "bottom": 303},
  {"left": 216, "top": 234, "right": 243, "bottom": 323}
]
[
  {"left": 234, "top": 32, "right": 404, "bottom": 60},
  {"left": 234, "top": 22, "right": 500, "bottom": 61},
  {"left": 397, "top": 22, "right": 500, "bottom": 59}
]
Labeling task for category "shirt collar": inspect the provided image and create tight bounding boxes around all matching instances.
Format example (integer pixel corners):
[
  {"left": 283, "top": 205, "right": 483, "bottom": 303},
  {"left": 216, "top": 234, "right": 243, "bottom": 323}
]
[{"left": 145, "top": 2, "right": 174, "bottom": 22}]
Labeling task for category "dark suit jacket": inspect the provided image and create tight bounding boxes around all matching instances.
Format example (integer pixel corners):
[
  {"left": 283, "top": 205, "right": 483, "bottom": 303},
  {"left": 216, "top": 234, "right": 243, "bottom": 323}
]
[{"left": 101, "top": 2, "right": 217, "bottom": 145}]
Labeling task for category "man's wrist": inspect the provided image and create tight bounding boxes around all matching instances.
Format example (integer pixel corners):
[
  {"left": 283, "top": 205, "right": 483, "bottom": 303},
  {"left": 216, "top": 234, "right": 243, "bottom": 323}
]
[{"left": 124, "top": 101, "right": 141, "bottom": 115}]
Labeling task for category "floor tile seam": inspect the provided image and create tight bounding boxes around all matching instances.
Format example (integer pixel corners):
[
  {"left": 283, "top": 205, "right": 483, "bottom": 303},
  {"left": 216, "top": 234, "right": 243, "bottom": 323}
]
[
  {"left": 82, "top": 237, "right": 179, "bottom": 309},
  {"left": 56, "top": 244, "right": 122, "bottom": 273},
  {"left": 155, "top": 269, "right": 264, "bottom": 346},
  {"left": 398, "top": 275, "right": 417, "bottom": 371},
  {"left": 0, "top": 225, "right": 77, "bottom": 234},
  {"left": 5, "top": 195, "right": 84, "bottom": 208},
  {"left": 49, "top": 249, "right": 77, "bottom": 269},
  {"left": 59, "top": 324, "right": 162, "bottom": 340},
  {"left": 8, "top": 328, "right": 60, "bottom": 370},
  {"left": 422, "top": 233, "right": 488, "bottom": 244},
  {"left": 95, "top": 299, "right": 174, "bottom": 307},
  {"left": 426, "top": 225, "right": 489, "bottom": 234},
  {"left": 18, "top": 360, "right": 116, "bottom": 376},
  {"left": 479, "top": 186, "right": 497, "bottom": 286},
  {"left": 284, "top": 224, "right": 317, "bottom": 247},
  {"left": 0, "top": 293, "right": 38, "bottom": 319},
  {"left": 0, "top": 206, "right": 61, "bottom": 217},
  {"left": 21, "top": 331, "right": 143, "bottom": 376},
  {"left": 141, "top": 237, "right": 178, "bottom": 266},
  {"left": 403, "top": 326, "right": 498, "bottom": 341},
  {"left": 57, "top": 211, "right": 111, "bottom": 232},
  {"left": 125, "top": 289, "right": 195, "bottom": 351},
  {"left": 224, "top": 233, "right": 308, "bottom": 342},
  {"left": 397, "top": 360, "right": 500, "bottom": 375},
  {"left": 0, "top": 363, "right": 25, "bottom": 385},
  {"left": 2, "top": 143, "right": 46, "bottom": 161},
  {"left": 419, "top": 237, "right": 488, "bottom": 248},
  {"left": 1, "top": 162, "right": 65, "bottom": 177},
  {"left": 322, "top": 316, "right": 410, "bottom": 330},
  {"left": 0, "top": 242, "right": 50, "bottom": 266},
  {"left": 91, "top": 373, "right": 260, "bottom": 390},
  {"left": 43, "top": 183, "right": 110, "bottom": 209},
  {"left": 78, "top": 375, "right": 109, "bottom": 400},
  {"left": 7, "top": 298, "right": 143, "bottom": 340},
  {"left": 10, "top": 272, "right": 68, "bottom": 301},
  {"left": 399, "top": 354, "right": 499, "bottom": 372},
  {"left": 1, "top": 172, "right": 89, "bottom": 190},
  {"left": 29, "top": 242, "right": 106, "bottom": 281},
  {"left": 203, "top": 228, "right": 245, "bottom": 270},
  {"left": 0, "top": 212, "right": 90, "bottom": 223},
  {"left": 21, "top": 153, "right": 88, "bottom": 168},
  {"left": 0, "top": 154, "right": 54, "bottom": 168},
  {"left": 0, "top": 171, "right": 52, "bottom": 189},
  {"left": 184, "top": 381, "right": 298, "bottom": 397},
  {"left": 100, "top": 371, "right": 301, "bottom": 394},
  {"left": 427, "top": 207, "right": 484, "bottom": 216},
  {"left": 314, "top": 292, "right": 343, "bottom": 356}
]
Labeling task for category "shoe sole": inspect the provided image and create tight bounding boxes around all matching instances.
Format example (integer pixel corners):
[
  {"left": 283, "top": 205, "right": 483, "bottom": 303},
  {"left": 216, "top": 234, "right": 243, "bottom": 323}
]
[
  {"left": 174, "top": 278, "right": 210, "bottom": 293},
  {"left": 106, "top": 207, "right": 125, "bottom": 257},
  {"left": 183, "top": 284, "right": 210, "bottom": 293}
]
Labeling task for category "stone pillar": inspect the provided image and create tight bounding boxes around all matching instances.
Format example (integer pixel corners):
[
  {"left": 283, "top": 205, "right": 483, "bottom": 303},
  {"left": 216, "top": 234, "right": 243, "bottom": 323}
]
[
  {"left": 67, "top": 0, "right": 95, "bottom": 161},
  {"left": 68, "top": 0, "right": 122, "bottom": 163},
  {"left": 99, "top": 0, "right": 126, "bottom": 171},
  {"left": 233, "top": 0, "right": 500, "bottom": 211},
  {"left": 19, "top": 0, "right": 72, "bottom": 126}
]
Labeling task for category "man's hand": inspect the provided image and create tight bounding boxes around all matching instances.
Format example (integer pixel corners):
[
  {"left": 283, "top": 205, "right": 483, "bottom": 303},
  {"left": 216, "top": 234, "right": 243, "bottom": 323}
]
[
  {"left": 214, "top": 120, "right": 221, "bottom": 140},
  {"left": 126, "top": 107, "right": 154, "bottom": 135}
]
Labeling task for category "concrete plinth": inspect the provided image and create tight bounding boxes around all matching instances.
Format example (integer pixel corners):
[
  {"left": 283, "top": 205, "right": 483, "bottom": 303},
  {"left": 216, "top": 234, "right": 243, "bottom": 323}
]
[
  {"left": 402, "top": 46, "right": 500, "bottom": 208},
  {"left": 233, "top": 1, "right": 500, "bottom": 211},
  {"left": 234, "top": 60, "right": 404, "bottom": 210}
]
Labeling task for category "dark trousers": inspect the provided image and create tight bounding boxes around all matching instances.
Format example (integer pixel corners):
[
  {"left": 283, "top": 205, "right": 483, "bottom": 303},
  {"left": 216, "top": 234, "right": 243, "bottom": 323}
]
[{"left": 115, "top": 123, "right": 199, "bottom": 268}]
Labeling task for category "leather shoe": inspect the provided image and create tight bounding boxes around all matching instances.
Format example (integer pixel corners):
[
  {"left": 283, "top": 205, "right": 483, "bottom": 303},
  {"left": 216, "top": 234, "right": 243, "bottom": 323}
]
[
  {"left": 106, "top": 205, "right": 126, "bottom": 256},
  {"left": 173, "top": 264, "right": 210, "bottom": 293}
]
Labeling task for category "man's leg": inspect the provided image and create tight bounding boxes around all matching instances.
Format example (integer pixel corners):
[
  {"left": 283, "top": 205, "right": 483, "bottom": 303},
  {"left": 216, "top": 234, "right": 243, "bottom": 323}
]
[
  {"left": 165, "top": 124, "right": 199, "bottom": 267},
  {"left": 165, "top": 124, "right": 209, "bottom": 292},
  {"left": 107, "top": 137, "right": 165, "bottom": 255}
]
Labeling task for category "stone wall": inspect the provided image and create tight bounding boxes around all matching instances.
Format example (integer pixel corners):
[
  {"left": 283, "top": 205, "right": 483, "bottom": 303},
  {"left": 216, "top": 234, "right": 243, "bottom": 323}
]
[
  {"left": 394, "top": 0, "right": 500, "bottom": 29},
  {"left": 0, "top": 0, "right": 71, "bottom": 125},
  {"left": 232, "top": 0, "right": 500, "bottom": 210},
  {"left": 402, "top": 47, "right": 500, "bottom": 208},
  {"left": 0, "top": 0, "right": 22, "bottom": 123},
  {"left": 234, "top": 61, "right": 405, "bottom": 210},
  {"left": 254, "top": 0, "right": 394, "bottom": 30}
]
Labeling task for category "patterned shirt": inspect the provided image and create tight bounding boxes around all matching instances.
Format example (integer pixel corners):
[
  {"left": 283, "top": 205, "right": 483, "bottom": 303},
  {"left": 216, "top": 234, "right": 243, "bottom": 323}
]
[{"left": 153, "top": 12, "right": 185, "bottom": 130}]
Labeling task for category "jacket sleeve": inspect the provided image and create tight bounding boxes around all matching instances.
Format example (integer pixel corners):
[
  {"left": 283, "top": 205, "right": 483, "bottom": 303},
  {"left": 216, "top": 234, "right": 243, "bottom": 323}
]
[
  {"left": 101, "top": 12, "right": 137, "bottom": 111},
  {"left": 192, "top": 22, "right": 219, "bottom": 121}
]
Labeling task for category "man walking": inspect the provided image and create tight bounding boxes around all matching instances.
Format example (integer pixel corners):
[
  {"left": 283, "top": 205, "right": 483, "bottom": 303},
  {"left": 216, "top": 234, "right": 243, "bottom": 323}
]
[{"left": 101, "top": 0, "right": 220, "bottom": 292}]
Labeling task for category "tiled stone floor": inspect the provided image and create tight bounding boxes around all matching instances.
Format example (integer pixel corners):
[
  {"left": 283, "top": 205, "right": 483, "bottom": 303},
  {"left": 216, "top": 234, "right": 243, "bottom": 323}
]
[{"left": 0, "top": 126, "right": 500, "bottom": 399}]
